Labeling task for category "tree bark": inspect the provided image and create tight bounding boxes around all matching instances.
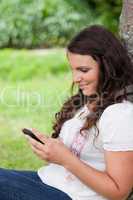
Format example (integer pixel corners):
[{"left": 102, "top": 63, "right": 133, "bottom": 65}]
[
  {"left": 119, "top": 1, "right": 133, "bottom": 199},
  {"left": 119, "top": 0, "right": 133, "bottom": 63}
]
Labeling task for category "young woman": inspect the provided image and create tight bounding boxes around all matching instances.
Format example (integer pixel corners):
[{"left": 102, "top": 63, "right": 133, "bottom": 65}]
[{"left": 0, "top": 25, "right": 133, "bottom": 200}]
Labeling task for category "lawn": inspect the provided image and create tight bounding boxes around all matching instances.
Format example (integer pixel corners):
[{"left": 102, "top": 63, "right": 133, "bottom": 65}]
[{"left": 0, "top": 49, "right": 73, "bottom": 170}]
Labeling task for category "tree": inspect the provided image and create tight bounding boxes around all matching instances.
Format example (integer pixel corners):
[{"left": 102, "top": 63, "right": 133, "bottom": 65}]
[
  {"left": 119, "top": 0, "right": 133, "bottom": 63},
  {"left": 119, "top": 1, "right": 133, "bottom": 199}
]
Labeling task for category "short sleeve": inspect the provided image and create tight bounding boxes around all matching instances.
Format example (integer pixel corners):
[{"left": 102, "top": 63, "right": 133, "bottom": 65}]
[{"left": 99, "top": 101, "right": 133, "bottom": 151}]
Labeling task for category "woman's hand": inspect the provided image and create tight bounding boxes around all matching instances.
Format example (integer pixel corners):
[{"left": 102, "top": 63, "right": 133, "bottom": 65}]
[{"left": 25, "top": 128, "right": 73, "bottom": 166}]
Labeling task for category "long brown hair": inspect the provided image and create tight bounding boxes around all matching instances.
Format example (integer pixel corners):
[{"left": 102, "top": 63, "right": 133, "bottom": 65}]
[{"left": 51, "top": 25, "right": 133, "bottom": 139}]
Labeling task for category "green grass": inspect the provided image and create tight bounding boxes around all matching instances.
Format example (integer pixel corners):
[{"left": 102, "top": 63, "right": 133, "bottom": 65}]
[
  {"left": 0, "top": 48, "right": 73, "bottom": 170},
  {"left": 0, "top": 48, "right": 69, "bottom": 81}
]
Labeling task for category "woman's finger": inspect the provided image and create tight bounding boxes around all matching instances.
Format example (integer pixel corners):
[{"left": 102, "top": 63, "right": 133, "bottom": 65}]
[
  {"left": 26, "top": 136, "right": 44, "bottom": 151},
  {"left": 31, "top": 128, "right": 49, "bottom": 144},
  {"left": 31, "top": 145, "right": 48, "bottom": 161}
]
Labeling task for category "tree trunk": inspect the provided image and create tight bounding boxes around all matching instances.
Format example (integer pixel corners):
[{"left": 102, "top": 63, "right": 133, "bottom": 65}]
[
  {"left": 119, "top": 0, "right": 133, "bottom": 63},
  {"left": 119, "top": 1, "right": 133, "bottom": 199}
]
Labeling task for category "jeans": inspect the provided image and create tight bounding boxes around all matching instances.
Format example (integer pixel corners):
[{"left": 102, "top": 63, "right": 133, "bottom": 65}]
[{"left": 0, "top": 168, "right": 72, "bottom": 200}]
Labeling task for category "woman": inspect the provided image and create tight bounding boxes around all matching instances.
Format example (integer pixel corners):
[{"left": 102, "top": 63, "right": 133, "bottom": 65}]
[{"left": 0, "top": 25, "right": 133, "bottom": 200}]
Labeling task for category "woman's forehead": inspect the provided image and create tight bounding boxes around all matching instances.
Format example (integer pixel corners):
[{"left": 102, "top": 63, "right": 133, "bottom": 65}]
[{"left": 67, "top": 52, "right": 99, "bottom": 68}]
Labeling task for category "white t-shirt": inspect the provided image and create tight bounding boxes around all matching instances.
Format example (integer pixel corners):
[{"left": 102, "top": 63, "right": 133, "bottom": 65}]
[{"left": 38, "top": 100, "right": 133, "bottom": 200}]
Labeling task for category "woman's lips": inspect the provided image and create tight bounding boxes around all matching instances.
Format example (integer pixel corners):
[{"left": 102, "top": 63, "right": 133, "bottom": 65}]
[{"left": 79, "top": 84, "right": 88, "bottom": 89}]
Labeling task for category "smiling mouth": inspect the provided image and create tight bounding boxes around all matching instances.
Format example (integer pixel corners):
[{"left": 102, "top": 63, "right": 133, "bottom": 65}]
[{"left": 79, "top": 84, "right": 89, "bottom": 89}]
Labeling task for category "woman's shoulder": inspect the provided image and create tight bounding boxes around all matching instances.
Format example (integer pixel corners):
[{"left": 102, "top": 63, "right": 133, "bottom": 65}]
[
  {"left": 99, "top": 100, "right": 133, "bottom": 130},
  {"left": 99, "top": 100, "right": 133, "bottom": 151},
  {"left": 101, "top": 100, "right": 133, "bottom": 119}
]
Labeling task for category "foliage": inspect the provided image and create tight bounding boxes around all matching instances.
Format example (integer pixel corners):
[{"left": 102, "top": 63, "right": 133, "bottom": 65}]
[
  {"left": 0, "top": 0, "right": 93, "bottom": 48},
  {"left": 84, "top": 0, "right": 122, "bottom": 33}
]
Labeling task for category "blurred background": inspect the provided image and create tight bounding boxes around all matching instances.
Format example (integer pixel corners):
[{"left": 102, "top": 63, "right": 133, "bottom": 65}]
[{"left": 0, "top": 0, "right": 122, "bottom": 169}]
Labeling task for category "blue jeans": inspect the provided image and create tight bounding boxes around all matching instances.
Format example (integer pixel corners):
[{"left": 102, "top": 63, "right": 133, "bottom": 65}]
[{"left": 0, "top": 168, "right": 72, "bottom": 200}]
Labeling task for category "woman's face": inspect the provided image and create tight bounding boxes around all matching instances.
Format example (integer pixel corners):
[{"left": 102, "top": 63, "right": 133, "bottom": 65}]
[{"left": 67, "top": 52, "right": 100, "bottom": 96}]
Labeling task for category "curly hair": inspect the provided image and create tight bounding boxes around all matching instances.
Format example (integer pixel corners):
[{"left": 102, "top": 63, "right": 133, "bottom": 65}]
[{"left": 51, "top": 25, "right": 133, "bottom": 140}]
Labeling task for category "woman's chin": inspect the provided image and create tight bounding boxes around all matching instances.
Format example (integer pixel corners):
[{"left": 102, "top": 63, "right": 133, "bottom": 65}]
[
  {"left": 82, "top": 89, "right": 91, "bottom": 96},
  {"left": 82, "top": 89, "right": 96, "bottom": 96}
]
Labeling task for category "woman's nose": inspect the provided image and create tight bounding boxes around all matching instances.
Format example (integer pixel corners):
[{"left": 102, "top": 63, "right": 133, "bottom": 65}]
[{"left": 73, "top": 74, "right": 82, "bottom": 83}]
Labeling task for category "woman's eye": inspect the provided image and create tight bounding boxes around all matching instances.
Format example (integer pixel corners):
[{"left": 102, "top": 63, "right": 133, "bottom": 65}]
[{"left": 80, "top": 69, "right": 89, "bottom": 73}]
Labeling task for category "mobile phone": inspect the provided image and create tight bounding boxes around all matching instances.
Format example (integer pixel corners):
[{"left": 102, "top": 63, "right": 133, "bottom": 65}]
[{"left": 22, "top": 128, "right": 44, "bottom": 144}]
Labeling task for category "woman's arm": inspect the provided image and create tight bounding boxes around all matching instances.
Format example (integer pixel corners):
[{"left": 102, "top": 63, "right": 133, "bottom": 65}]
[
  {"left": 26, "top": 131, "right": 133, "bottom": 200},
  {"left": 64, "top": 150, "right": 133, "bottom": 200}
]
